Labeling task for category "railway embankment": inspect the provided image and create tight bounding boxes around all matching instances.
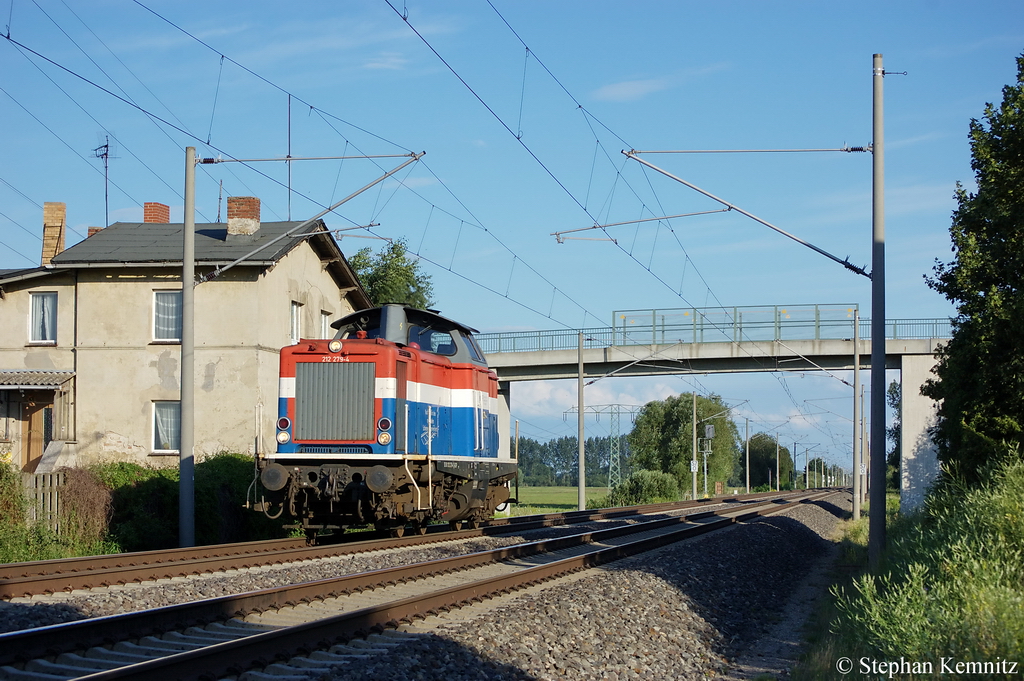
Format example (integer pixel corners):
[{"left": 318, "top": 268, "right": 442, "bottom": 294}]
[{"left": 795, "top": 461, "right": 1024, "bottom": 679}]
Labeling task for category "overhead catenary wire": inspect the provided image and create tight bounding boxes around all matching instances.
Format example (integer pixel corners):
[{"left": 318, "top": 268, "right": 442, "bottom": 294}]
[
  {"left": 6, "top": 8, "right": 608, "bottom": 333},
  {"left": 392, "top": 5, "right": 863, "bottom": 446}
]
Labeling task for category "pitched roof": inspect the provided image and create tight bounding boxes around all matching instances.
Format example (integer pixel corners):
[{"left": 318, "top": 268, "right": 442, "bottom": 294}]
[
  {"left": 51, "top": 221, "right": 312, "bottom": 265},
  {"left": 45, "top": 220, "right": 371, "bottom": 308}
]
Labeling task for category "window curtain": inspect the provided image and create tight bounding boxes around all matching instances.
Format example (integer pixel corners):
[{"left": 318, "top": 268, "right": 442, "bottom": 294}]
[
  {"left": 155, "top": 291, "right": 183, "bottom": 340},
  {"left": 31, "top": 293, "right": 57, "bottom": 342},
  {"left": 154, "top": 402, "right": 181, "bottom": 451}
]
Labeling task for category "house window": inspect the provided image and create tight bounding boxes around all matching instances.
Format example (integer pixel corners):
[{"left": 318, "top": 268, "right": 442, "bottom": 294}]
[
  {"left": 290, "top": 301, "right": 303, "bottom": 344},
  {"left": 153, "top": 401, "right": 181, "bottom": 453},
  {"left": 29, "top": 292, "right": 57, "bottom": 344},
  {"left": 154, "top": 291, "right": 183, "bottom": 342},
  {"left": 321, "top": 311, "right": 332, "bottom": 339}
]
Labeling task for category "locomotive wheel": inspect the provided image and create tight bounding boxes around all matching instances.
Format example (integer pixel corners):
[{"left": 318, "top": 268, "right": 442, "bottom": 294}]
[
  {"left": 390, "top": 526, "right": 406, "bottom": 538},
  {"left": 468, "top": 519, "right": 481, "bottom": 530},
  {"left": 448, "top": 520, "right": 463, "bottom": 531}
]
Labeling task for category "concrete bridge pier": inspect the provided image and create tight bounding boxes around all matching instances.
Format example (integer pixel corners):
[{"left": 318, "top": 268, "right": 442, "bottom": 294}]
[{"left": 899, "top": 354, "right": 941, "bottom": 512}]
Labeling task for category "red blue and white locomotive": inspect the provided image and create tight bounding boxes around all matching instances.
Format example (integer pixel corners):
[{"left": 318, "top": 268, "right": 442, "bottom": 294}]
[{"left": 256, "top": 304, "right": 516, "bottom": 535}]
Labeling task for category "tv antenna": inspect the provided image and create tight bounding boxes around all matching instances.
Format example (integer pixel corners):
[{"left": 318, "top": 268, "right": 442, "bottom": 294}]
[{"left": 93, "top": 133, "right": 117, "bottom": 227}]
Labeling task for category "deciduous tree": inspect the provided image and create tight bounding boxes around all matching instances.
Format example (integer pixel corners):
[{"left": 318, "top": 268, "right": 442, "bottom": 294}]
[
  {"left": 923, "top": 55, "right": 1024, "bottom": 483},
  {"left": 349, "top": 239, "right": 434, "bottom": 309},
  {"left": 628, "top": 393, "right": 739, "bottom": 495}
]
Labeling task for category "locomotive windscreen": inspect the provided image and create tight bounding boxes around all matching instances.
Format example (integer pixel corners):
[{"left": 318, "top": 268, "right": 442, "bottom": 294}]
[{"left": 294, "top": 362, "right": 376, "bottom": 441}]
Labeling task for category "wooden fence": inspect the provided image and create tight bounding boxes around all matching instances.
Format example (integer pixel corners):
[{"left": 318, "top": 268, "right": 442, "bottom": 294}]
[{"left": 22, "top": 471, "right": 64, "bottom": 531}]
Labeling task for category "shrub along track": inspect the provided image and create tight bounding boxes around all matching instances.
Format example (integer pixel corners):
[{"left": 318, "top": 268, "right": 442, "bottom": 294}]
[
  {"left": 0, "top": 490, "right": 835, "bottom": 681},
  {"left": 0, "top": 490, "right": 802, "bottom": 599}
]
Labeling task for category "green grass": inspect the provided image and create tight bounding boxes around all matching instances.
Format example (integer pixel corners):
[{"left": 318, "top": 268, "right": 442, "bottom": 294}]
[
  {"left": 794, "top": 462, "right": 1024, "bottom": 679},
  {"left": 510, "top": 485, "right": 612, "bottom": 515}
]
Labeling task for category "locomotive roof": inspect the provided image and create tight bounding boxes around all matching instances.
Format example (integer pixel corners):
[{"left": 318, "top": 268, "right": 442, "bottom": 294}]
[{"left": 331, "top": 304, "right": 480, "bottom": 335}]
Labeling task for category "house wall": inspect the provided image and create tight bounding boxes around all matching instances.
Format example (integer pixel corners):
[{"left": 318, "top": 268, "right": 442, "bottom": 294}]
[
  {"left": 0, "top": 272, "right": 76, "bottom": 468},
  {"left": 68, "top": 241, "right": 357, "bottom": 465},
  {"left": 0, "top": 272, "right": 76, "bottom": 371}
]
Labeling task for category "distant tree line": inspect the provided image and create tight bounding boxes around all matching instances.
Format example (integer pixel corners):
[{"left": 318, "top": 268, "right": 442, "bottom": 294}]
[
  {"left": 521, "top": 392, "right": 807, "bottom": 496},
  {"left": 515, "top": 435, "right": 628, "bottom": 487}
]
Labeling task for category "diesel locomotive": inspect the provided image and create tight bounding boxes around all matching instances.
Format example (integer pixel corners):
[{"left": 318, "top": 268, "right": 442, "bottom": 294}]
[{"left": 255, "top": 304, "right": 517, "bottom": 536}]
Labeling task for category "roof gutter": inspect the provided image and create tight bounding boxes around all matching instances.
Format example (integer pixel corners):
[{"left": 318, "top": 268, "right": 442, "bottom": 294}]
[
  {"left": 0, "top": 268, "right": 70, "bottom": 285},
  {"left": 49, "top": 261, "right": 276, "bottom": 269}
]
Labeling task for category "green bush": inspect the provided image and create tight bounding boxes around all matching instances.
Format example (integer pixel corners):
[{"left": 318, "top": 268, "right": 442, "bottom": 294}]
[
  {"left": 594, "top": 470, "right": 680, "bottom": 508},
  {"left": 92, "top": 461, "right": 179, "bottom": 552},
  {"left": 91, "top": 453, "right": 286, "bottom": 552},
  {"left": 193, "top": 452, "right": 284, "bottom": 545},
  {"left": 832, "top": 458, "right": 1024, "bottom": 665}
]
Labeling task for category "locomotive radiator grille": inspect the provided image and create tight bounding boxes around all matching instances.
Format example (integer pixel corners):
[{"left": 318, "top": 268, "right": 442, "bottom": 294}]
[{"left": 294, "top": 362, "right": 376, "bottom": 441}]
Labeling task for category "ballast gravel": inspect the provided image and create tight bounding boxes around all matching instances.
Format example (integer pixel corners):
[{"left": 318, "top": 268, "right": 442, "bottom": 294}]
[
  {"left": 314, "top": 494, "right": 851, "bottom": 681},
  {"left": 0, "top": 518, "right": 652, "bottom": 633},
  {"left": 1, "top": 493, "right": 850, "bottom": 680}
]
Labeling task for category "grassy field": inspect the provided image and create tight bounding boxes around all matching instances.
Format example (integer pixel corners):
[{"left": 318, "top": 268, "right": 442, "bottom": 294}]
[{"left": 509, "top": 485, "right": 611, "bottom": 516}]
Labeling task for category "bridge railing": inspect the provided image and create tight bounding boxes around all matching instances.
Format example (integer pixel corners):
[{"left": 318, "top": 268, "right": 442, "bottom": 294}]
[{"left": 476, "top": 304, "right": 951, "bottom": 354}]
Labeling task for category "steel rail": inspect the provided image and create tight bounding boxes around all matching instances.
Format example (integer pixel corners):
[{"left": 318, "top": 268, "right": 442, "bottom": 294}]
[
  {"left": 0, "top": 490, "right": 837, "bottom": 675},
  {"left": 0, "top": 538, "right": 306, "bottom": 581},
  {"left": 0, "top": 489, "right": 806, "bottom": 598},
  {"left": 70, "top": 490, "right": 836, "bottom": 680}
]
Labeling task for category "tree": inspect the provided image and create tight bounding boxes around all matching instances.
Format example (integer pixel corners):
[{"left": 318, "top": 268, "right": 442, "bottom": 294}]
[
  {"left": 349, "top": 238, "right": 434, "bottom": 308},
  {"left": 743, "top": 432, "right": 794, "bottom": 489},
  {"left": 886, "top": 380, "right": 901, "bottom": 491},
  {"left": 923, "top": 55, "right": 1024, "bottom": 484},
  {"left": 628, "top": 393, "right": 740, "bottom": 496}
]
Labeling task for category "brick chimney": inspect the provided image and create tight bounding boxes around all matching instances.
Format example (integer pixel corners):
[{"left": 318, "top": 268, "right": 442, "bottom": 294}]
[
  {"left": 88, "top": 227, "right": 103, "bottom": 237},
  {"left": 144, "top": 202, "right": 170, "bottom": 224},
  {"left": 41, "top": 202, "right": 66, "bottom": 266},
  {"left": 227, "top": 196, "right": 260, "bottom": 236}
]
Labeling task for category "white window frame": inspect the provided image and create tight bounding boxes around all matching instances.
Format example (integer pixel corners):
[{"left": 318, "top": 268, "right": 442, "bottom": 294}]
[
  {"left": 153, "top": 290, "right": 183, "bottom": 343},
  {"left": 29, "top": 291, "right": 58, "bottom": 345},
  {"left": 290, "top": 301, "right": 303, "bottom": 344},
  {"left": 321, "top": 311, "right": 332, "bottom": 339},
  {"left": 152, "top": 401, "right": 181, "bottom": 454}
]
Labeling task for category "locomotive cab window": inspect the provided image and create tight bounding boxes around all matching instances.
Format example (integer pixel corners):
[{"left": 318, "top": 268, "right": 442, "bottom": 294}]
[
  {"left": 409, "top": 325, "right": 457, "bottom": 356},
  {"left": 463, "top": 333, "right": 486, "bottom": 363}
]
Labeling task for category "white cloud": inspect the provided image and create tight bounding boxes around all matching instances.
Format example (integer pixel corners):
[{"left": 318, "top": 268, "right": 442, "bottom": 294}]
[
  {"left": 591, "top": 63, "right": 729, "bottom": 102},
  {"left": 364, "top": 52, "right": 408, "bottom": 70},
  {"left": 592, "top": 78, "right": 671, "bottom": 103}
]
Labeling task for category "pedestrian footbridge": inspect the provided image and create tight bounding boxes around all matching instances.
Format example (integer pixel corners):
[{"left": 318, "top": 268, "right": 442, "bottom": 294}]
[{"left": 477, "top": 304, "right": 951, "bottom": 512}]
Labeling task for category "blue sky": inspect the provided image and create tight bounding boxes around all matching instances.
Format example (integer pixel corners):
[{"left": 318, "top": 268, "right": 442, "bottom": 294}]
[{"left": 2, "top": 1, "right": 1022, "bottom": 469}]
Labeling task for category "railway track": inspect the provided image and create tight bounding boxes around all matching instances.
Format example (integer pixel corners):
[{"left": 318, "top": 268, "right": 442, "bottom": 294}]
[
  {"left": 0, "top": 489, "right": 802, "bottom": 599},
  {"left": 0, "top": 489, "right": 837, "bottom": 681}
]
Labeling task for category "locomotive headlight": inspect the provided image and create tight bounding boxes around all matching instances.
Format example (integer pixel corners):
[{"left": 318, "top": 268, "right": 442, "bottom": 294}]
[
  {"left": 377, "top": 417, "right": 392, "bottom": 431},
  {"left": 328, "top": 339, "right": 343, "bottom": 353},
  {"left": 377, "top": 431, "right": 392, "bottom": 446},
  {"left": 277, "top": 431, "right": 291, "bottom": 444}
]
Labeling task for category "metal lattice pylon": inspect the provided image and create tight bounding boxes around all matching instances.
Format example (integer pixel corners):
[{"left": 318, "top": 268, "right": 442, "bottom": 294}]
[
  {"left": 609, "top": 407, "right": 622, "bottom": 488},
  {"left": 563, "top": 403, "right": 641, "bottom": 489}
]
